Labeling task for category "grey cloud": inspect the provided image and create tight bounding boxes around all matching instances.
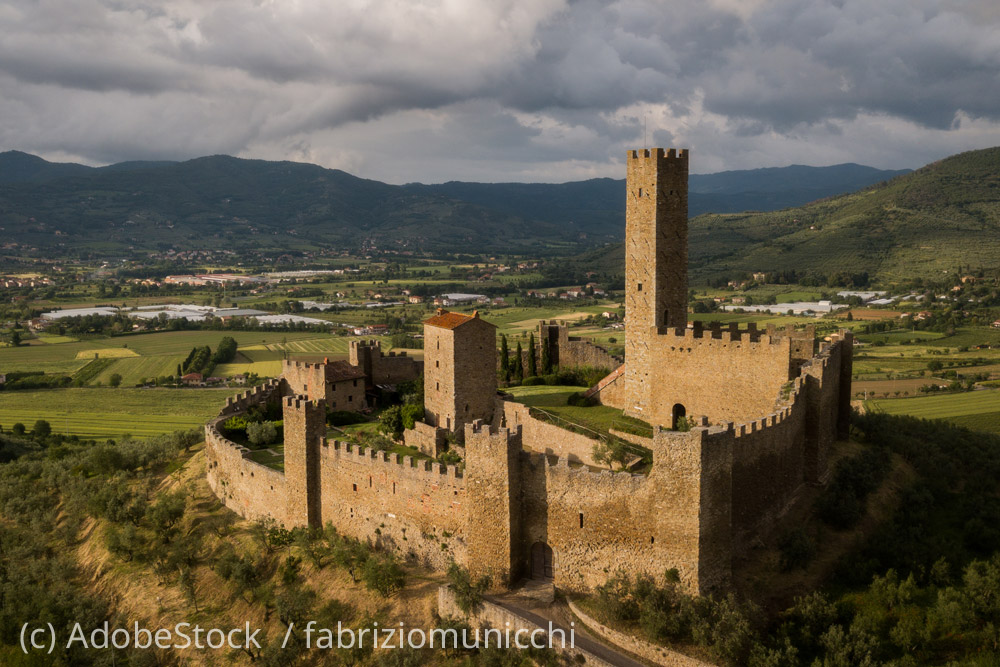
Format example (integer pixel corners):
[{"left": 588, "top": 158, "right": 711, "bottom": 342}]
[{"left": 0, "top": 0, "right": 998, "bottom": 181}]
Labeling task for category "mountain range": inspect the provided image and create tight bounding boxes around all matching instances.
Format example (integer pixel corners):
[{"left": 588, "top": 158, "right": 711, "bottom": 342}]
[
  {"left": 0, "top": 150, "right": 908, "bottom": 257},
  {"left": 582, "top": 146, "right": 1000, "bottom": 284}
]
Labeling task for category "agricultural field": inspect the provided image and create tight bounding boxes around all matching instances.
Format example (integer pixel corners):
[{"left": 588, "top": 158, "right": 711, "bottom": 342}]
[
  {"left": 0, "top": 330, "right": 382, "bottom": 387},
  {"left": 866, "top": 388, "right": 1000, "bottom": 435},
  {"left": 0, "top": 388, "right": 238, "bottom": 438}
]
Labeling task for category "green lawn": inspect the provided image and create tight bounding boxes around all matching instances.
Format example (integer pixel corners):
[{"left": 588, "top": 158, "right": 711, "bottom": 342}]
[
  {"left": 504, "top": 384, "right": 656, "bottom": 434},
  {"left": 246, "top": 444, "right": 284, "bottom": 471},
  {"left": 866, "top": 389, "right": 1000, "bottom": 434},
  {"left": 0, "top": 387, "right": 238, "bottom": 438}
]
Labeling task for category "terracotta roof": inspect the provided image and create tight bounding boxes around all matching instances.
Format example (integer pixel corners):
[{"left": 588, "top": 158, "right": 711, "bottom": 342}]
[
  {"left": 324, "top": 360, "right": 366, "bottom": 383},
  {"left": 424, "top": 308, "right": 495, "bottom": 330}
]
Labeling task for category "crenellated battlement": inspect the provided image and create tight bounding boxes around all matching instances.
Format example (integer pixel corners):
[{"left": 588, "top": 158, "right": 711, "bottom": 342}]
[
  {"left": 222, "top": 379, "right": 282, "bottom": 415},
  {"left": 350, "top": 339, "right": 382, "bottom": 350},
  {"left": 628, "top": 147, "right": 689, "bottom": 160},
  {"left": 282, "top": 359, "right": 325, "bottom": 371},
  {"left": 320, "top": 438, "right": 465, "bottom": 482},
  {"left": 283, "top": 394, "right": 323, "bottom": 411}
]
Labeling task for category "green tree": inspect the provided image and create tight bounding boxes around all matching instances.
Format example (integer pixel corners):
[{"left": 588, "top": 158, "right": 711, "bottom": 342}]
[
  {"left": 32, "top": 419, "right": 52, "bottom": 439},
  {"left": 499, "top": 334, "right": 510, "bottom": 382},
  {"left": 378, "top": 405, "right": 404, "bottom": 440},
  {"left": 513, "top": 342, "right": 524, "bottom": 383},
  {"left": 400, "top": 403, "right": 423, "bottom": 430},
  {"left": 10, "top": 330, "right": 21, "bottom": 347},
  {"left": 212, "top": 336, "right": 238, "bottom": 363},
  {"left": 527, "top": 332, "right": 538, "bottom": 377},
  {"left": 109, "top": 373, "right": 123, "bottom": 387},
  {"left": 362, "top": 554, "right": 406, "bottom": 596},
  {"left": 11, "top": 422, "right": 25, "bottom": 436},
  {"left": 247, "top": 421, "right": 278, "bottom": 447}
]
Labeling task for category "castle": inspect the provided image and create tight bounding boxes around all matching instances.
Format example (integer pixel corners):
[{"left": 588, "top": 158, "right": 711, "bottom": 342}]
[{"left": 205, "top": 148, "right": 853, "bottom": 595}]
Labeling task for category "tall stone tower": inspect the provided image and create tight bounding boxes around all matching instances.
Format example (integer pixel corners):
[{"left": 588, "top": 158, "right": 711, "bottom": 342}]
[
  {"left": 283, "top": 395, "right": 326, "bottom": 528},
  {"left": 624, "top": 148, "right": 689, "bottom": 418},
  {"left": 423, "top": 309, "right": 497, "bottom": 436}
]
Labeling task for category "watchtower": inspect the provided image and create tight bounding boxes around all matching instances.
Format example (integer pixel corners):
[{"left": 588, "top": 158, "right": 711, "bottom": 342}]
[
  {"left": 422, "top": 309, "right": 497, "bottom": 436},
  {"left": 624, "top": 148, "right": 689, "bottom": 417}
]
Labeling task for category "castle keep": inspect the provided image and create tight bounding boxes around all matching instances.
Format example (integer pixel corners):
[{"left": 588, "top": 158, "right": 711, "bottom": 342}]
[{"left": 205, "top": 148, "right": 853, "bottom": 596}]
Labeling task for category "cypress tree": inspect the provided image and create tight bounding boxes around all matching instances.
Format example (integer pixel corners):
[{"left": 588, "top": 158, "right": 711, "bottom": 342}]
[
  {"left": 541, "top": 337, "right": 552, "bottom": 374},
  {"left": 527, "top": 332, "right": 537, "bottom": 377},
  {"left": 513, "top": 342, "right": 524, "bottom": 383},
  {"left": 499, "top": 334, "right": 510, "bottom": 382}
]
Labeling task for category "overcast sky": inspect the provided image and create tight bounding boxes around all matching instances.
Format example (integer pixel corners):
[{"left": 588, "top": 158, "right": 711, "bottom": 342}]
[{"left": 1, "top": 0, "right": 999, "bottom": 183}]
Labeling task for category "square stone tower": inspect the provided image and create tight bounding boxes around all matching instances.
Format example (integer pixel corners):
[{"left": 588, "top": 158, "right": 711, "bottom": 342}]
[
  {"left": 423, "top": 309, "right": 497, "bottom": 434},
  {"left": 624, "top": 148, "right": 689, "bottom": 417}
]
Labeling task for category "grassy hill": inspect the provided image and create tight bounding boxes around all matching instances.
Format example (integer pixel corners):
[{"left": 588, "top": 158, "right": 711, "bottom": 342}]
[
  {"left": 581, "top": 146, "right": 1000, "bottom": 284},
  {"left": 0, "top": 151, "right": 907, "bottom": 257}
]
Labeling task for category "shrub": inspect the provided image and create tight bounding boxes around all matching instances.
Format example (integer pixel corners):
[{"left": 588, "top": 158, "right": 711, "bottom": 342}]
[
  {"left": 378, "top": 406, "right": 404, "bottom": 439},
  {"left": 521, "top": 375, "right": 545, "bottom": 386},
  {"left": 447, "top": 562, "right": 489, "bottom": 614},
  {"left": 400, "top": 403, "right": 423, "bottom": 430},
  {"left": 778, "top": 528, "right": 816, "bottom": 571},
  {"left": 246, "top": 421, "right": 278, "bottom": 447},
  {"left": 222, "top": 415, "right": 249, "bottom": 439},
  {"left": 567, "top": 391, "right": 597, "bottom": 407},
  {"left": 362, "top": 553, "right": 406, "bottom": 596}
]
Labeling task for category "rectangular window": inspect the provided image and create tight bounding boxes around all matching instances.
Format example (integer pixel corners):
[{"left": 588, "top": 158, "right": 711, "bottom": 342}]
[
  {"left": 637, "top": 283, "right": 643, "bottom": 292},
  {"left": 352, "top": 483, "right": 357, "bottom": 492},
  {"left": 579, "top": 513, "right": 584, "bottom": 528}
]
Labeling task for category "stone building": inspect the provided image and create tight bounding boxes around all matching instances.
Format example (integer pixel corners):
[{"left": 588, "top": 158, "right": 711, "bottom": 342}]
[
  {"left": 421, "top": 309, "right": 496, "bottom": 434},
  {"left": 205, "top": 147, "right": 853, "bottom": 597},
  {"left": 281, "top": 340, "right": 422, "bottom": 412}
]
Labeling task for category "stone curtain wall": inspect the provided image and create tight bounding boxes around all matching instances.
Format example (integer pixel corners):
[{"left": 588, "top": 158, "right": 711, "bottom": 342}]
[
  {"left": 536, "top": 322, "right": 622, "bottom": 372},
  {"left": 519, "top": 453, "right": 668, "bottom": 591},
  {"left": 402, "top": 420, "right": 446, "bottom": 457},
  {"left": 637, "top": 325, "right": 794, "bottom": 427},
  {"left": 499, "top": 400, "right": 603, "bottom": 468},
  {"left": 205, "top": 382, "right": 290, "bottom": 525},
  {"left": 317, "top": 439, "right": 468, "bottom": 571},
  {"left": 349, "top": 339, "right": 422, "bottom": 388}
]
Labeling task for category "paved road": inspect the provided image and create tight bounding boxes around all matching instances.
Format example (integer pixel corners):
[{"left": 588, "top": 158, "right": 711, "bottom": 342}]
[{"left": 488, "top": 596, "right": 648, "bottom": 667}]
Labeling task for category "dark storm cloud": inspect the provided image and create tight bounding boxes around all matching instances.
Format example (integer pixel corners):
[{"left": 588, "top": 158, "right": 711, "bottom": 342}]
[{"left": 0, "top": 0, "right": 998, "bottom": 181}]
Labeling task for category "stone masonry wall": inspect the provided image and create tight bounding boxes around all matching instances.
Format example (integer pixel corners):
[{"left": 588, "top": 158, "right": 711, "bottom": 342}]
[
  {"left": 465, "top": 422, "right": 523, "bottom": 586},
  {"left": 538, "top": 322, "right": 622, "bottom": 372},
  {"left": 624, "top": 148, "right": 689, "bottom": 417},
  {"left": 403, "top": 420, "right": 446, "bottom": 457},
  {"left": 635, "top": 325, "right": 794, "bottom": 427},
  {"left": 424, "top": 317, "right": 496, "bottom": 435},
  {"left": 205, "top": 381, "right": 289, "bottom": 525},
  {"left": 350, "top": 339, "right": 422, "bottom": 388},
  {"left": 499, "top": 399, "right": 603, "bottom": 468},
  {"left": 281, "top": 360, "right": 329, "bottom": 404},
  {"left": 316, "top": 439, "right": 468, "bottom": 571}
]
